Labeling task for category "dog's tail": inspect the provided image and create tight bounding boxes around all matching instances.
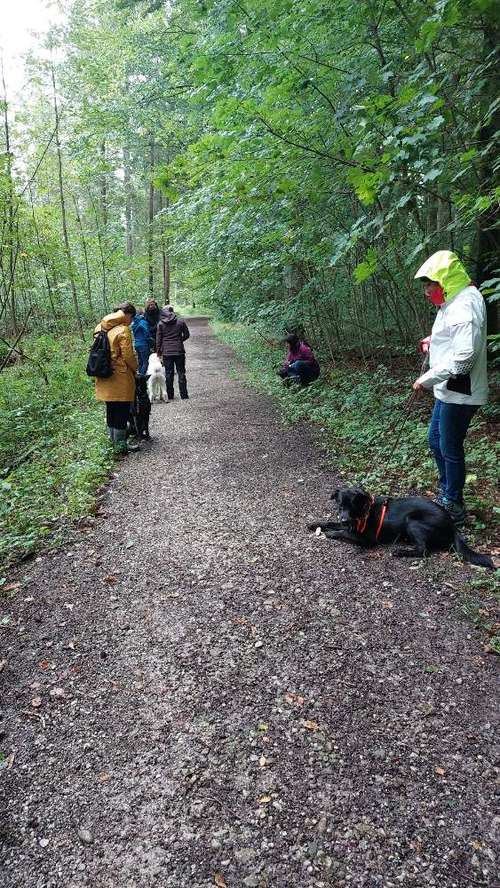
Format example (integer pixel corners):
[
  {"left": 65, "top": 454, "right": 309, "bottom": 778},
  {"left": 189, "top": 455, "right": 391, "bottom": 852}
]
[{"left": 453, "top": 530, "right": 494, "bottom": 569}]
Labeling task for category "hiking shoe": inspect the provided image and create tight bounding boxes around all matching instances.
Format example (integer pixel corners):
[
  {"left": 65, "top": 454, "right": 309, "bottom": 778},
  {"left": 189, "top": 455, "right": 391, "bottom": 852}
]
[
  {"left": 283, "top": 375, "right": 301, "bottom": 388},
  {"left": 442, "top": 498, "right": 466, "bottom": 525},
  {"left": 113, "top": 440, "right": 140, "bottom": 455},
  {"left": 433, "top": 491, "right": 446, "bottom": 506}
]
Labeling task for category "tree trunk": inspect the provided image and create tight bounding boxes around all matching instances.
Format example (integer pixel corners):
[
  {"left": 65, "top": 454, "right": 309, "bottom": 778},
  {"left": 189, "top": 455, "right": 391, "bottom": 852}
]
[
  {"left": 87, "top": 188, "right": 108, "bottom": 313},
  {"left": 475, "top": 22, "right": 500, "bottom": 335},
  {"left": 123, "top": 145, "right": 133, "bottom": 256},
  {"left": 1, "top": 58, "right": 18, "bottom": 335},
  {"left": 28, "top": 184, "right": 59, "bottom": 325},
  {"left": 147, "top": 140, "right": 155, "bottom": 296},
  {"left": 158, "top": 191, "right": 170, "bottom": 301},
  {"left": 73, "top": 196, "right": 93, "bottom": 314},
  {"left": 51, "top": 63, "right": 84, "bottom": 339},
  {"left": 100, "top": 141, "right": 108, "bottom": 229}
]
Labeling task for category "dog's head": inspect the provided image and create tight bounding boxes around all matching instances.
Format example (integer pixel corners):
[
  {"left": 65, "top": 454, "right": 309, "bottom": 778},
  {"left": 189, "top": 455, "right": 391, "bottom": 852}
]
[{"left": 331, "top": 487, "right": 372, "bottom": 524}]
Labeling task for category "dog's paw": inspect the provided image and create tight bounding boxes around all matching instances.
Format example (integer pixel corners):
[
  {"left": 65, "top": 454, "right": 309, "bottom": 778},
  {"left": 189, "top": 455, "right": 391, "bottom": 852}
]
[{"left": 392, "top": 547, "right": 420, "bottom": 558}]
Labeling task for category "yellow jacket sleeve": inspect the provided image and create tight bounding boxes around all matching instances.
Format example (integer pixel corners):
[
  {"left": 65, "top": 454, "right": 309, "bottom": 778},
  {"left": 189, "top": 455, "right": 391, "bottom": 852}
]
[{"left": 120, "top": 327, "right": 138, "bottom": 373}]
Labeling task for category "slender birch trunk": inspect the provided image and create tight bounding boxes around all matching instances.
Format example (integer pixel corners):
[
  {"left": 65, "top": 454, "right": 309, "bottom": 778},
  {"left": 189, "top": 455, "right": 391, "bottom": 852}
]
[{"left": 51, "top": 62, "right": 84, "bottom": 338}]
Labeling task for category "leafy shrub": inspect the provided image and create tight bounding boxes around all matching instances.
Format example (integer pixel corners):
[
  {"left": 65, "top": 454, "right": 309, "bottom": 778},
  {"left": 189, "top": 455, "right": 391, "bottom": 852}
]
[{"left": 0, "top": 334, "right": 112, "bottom": 570}]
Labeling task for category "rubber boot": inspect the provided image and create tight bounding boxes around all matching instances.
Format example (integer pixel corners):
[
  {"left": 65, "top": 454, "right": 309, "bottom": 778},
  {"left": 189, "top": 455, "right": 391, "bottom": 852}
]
[{"left": 114, "top": 428, "right": 139, "bottom": 454}]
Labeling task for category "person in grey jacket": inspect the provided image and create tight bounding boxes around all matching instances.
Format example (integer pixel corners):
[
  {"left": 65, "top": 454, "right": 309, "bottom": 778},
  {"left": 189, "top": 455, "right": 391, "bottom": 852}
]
[
  {"left": 412, "top": 250, "right": 488, "bottom": 524},
  {"left": 156, "top": 306, "right": 190, "bottom": 400}
]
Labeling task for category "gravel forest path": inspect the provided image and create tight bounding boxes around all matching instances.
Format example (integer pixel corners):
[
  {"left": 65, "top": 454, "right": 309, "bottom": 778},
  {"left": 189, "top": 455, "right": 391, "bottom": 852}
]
[{"left": 1, "top": 318, "right": 498, "bottom": 888}]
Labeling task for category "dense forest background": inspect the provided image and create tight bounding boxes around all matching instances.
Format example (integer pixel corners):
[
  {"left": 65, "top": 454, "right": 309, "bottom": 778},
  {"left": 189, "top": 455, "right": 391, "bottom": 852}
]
[{"left": 1, "top": 0, "right": 499, "bottom": 355}]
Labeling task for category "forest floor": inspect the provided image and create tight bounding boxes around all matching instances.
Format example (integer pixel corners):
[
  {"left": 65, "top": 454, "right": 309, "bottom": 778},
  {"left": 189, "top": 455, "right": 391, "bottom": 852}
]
[{"left": 1, "top": 318, "right": 499, "bottom": 888}]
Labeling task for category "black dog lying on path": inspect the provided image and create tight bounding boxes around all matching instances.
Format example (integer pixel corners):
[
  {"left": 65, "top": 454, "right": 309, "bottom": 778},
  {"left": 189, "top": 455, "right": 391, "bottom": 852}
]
[
  {"left": 129, "top": 374, "right": 151, "bottom": 440},
  {"left": 308, "top": 487, "right": 494, "bottom": 569}
]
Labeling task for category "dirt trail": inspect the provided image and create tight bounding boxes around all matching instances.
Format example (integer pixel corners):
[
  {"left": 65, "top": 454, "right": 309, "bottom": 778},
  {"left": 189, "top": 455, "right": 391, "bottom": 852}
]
[{"left": 1, "top": 319, "right": 498, "bottom": 888}]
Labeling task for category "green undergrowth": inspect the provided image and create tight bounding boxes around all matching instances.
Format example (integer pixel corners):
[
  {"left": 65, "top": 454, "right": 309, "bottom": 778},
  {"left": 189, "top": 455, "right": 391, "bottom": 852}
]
[
  {"left": 459, "top": 571, "right": 500, "bottom": 655},
  {"left": 0, "top": 334, "right": 113, "bottom": 573},
  {"left": 213, "top": 321, "right": 499, "bottom": 532}
]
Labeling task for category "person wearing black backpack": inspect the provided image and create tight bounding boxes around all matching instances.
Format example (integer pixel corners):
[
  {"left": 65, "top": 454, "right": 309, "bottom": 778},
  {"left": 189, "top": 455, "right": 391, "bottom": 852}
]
[{"left": 93, "top": 303, "right": 139, "bottom": 453}]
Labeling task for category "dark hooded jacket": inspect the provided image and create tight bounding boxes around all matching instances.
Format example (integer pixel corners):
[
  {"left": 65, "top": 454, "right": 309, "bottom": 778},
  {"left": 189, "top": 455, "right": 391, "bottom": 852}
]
[
  {"left": 156, "top": 309, "right": 190, "bottom": 357},
  {"left": 144, "top": 303, "right": 160, "bottom": 349}
]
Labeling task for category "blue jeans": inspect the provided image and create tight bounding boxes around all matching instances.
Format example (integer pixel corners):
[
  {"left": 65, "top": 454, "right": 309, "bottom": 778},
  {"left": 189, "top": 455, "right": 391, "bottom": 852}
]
[
  {"left": 428, "top": 399, "right": 478, "bottom": 504},
  {"left": 136, "top": 346, "right": 150, "bottom": 375},
  {"left": 286, "top": 360, "right": 320, "bottom": 384}
]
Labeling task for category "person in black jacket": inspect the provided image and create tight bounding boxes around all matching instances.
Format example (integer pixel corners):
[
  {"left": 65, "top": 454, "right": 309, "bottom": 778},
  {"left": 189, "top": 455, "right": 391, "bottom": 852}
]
[
  {"left": 144, "top": 299, "right": 160, "bottom": 351},
  {"left": 156, "top": 306, "right": 190, "bottom": 400}
]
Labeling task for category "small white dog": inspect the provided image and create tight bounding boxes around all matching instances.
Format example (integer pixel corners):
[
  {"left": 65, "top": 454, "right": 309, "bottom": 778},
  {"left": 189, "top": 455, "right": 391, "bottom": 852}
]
[{"left": 147, "top": 353, "right": 167, "bottom": 402}]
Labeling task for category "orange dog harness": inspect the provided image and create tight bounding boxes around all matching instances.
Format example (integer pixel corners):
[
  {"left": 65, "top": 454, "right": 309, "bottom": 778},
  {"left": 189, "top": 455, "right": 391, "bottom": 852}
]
[{"left": 356, "top": 497, "right": 388, "bottom": 540}]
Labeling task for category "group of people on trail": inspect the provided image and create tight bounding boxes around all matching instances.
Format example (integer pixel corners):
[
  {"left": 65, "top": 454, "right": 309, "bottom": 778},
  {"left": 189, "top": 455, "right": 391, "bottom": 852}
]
[
  {"left": 276, "top": 250, "right": 489, "bottom": 527},
  {"left": 92, "top": 299, "right": 190, "bottom": 453},
  {"left": 91, "top": 249, "right": 489, "bottom": 526}
]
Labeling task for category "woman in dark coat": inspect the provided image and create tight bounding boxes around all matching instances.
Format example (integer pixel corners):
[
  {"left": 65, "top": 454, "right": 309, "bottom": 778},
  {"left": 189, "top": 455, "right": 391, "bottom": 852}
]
[{"left": 144, "top": 299, "right": 160, "bottom": 351}]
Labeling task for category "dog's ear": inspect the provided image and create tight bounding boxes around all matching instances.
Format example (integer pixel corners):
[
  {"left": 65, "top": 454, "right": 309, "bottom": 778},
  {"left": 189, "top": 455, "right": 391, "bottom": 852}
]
[
  {"left": 331, "top": 488, "right": 340, "bottom": 502},
  {"left": 353, "top": 489, "right": 370, "bottom": 512}
]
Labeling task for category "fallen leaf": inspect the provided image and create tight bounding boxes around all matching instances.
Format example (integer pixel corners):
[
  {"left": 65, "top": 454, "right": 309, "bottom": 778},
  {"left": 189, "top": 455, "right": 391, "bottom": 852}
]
[
  {"left": 49, "top": 687, "right": 66, "bottom": 699},
  {"left": 381, "top": 600, "right": 394, "bottom": 609},
  {"left": 214, "top": 874, "right": 227, "bottom": 888},
  {"left": 5, "top": 752, "right": 15, "bottom": 769},
  {"left": 97, "top": 772, "right": 112, "bottom": 783},
  {"left": 285, "top": 693, "right": 305, "bottom": 706},
  {"left": 2, "top": 582, "right": 21, "bottom": 593},
  {"left": 38, "top": 659, "right": 50, "bottom": 670},
  {"left": 259, "top": 755, "right": 267, "bottom": 768},
  {"left": 300, "top": 719, "right": 319, "bottom": 731},
  {"left": 435, "top": 766, "right": 446, "bottom": 776},
  {"left": 258, "top": 723, "right": 268, "bottom": 732},
  {"left": 258, "top": 795, "right": 272, "bottom": 804},
  {"left": 31, "top": 697, "right": 42, "bottom": 708},
  {"left": 103, "top": 575, "right": 118, "bottom": 585}
]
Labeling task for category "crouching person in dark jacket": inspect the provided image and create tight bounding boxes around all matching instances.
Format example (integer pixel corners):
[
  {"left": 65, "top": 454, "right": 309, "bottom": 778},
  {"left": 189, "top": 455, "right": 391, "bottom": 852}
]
[
  {"left": 278, "top": 334, "right": 320, "bottom": 386},
  {"left": 156, "top": 306, "right": 190, "bottom": 400}
]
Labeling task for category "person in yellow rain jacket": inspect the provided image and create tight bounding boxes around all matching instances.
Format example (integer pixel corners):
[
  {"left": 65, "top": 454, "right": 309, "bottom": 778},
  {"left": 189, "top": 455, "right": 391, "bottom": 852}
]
[
  {"left": 412, "top": 251, "right": 488, "bottom": 525},
  {"left": 94, "top": 303, "right": 139, "bottom": 453}
]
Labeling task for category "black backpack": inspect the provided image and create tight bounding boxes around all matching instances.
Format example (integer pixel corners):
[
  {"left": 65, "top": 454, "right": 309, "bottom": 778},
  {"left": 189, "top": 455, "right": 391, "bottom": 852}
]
[{"left": 86, "top": 330, "right": 112, "bottom": 378}]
